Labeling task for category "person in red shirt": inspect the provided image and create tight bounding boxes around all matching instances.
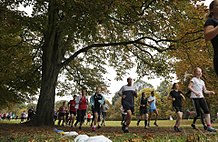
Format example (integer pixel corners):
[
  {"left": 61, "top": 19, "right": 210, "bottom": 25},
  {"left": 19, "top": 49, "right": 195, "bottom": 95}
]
[
  {"left": 58, "top": 101, "right": 67, "bottom": 126},
  {"left": 68, "top": 95, "right": 77, "bottom": 127},
  {"left": 86, "top": 112, "right": 92, "bottom": 125},
  {"left": 77, "top": 87, "right": 88, "bottom": 130}
]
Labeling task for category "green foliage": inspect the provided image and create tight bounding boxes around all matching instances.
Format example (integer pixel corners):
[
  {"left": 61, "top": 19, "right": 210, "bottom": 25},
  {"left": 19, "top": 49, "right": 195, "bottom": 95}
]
[{"left": 0, "top": 5, "right": 40, "bottom": 107}]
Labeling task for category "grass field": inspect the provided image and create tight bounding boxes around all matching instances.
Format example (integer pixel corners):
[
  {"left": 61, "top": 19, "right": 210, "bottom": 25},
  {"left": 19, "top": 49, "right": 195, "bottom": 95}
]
[{"left": 0, "top": 119, "right": 218, "bottom": 142}]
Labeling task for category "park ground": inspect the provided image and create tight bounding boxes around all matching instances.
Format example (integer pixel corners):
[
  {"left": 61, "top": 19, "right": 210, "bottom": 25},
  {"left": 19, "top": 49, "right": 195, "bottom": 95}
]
[{"left": 0, "top": 120, "right": 218, "bottom": 142}]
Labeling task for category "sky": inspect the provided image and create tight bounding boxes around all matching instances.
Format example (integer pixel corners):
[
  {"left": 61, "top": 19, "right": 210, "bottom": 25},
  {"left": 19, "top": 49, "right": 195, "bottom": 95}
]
[{"left": 18, "top": 0, "right": 213, "bottom": 102}]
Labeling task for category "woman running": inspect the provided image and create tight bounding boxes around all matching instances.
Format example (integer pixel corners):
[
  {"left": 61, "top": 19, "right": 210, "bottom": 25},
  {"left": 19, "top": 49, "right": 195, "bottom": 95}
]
[
  {"left": 188, "top": 67, "right": 216, "bottom": 132},
  {"left": 137, "top": 92, "right": 148, "bottom": 128},
  {"left": 204, "top": 0, "right": 218, "bottom": 76},
  {"left": 168, "top": 83, "right": 185, "bottom": 132}
]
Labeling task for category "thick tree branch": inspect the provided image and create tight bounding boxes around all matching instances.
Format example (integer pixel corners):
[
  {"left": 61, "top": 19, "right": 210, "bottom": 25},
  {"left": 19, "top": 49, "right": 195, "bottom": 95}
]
[{"left": 60, "top": 37, "right": 146, "bottom": 67}]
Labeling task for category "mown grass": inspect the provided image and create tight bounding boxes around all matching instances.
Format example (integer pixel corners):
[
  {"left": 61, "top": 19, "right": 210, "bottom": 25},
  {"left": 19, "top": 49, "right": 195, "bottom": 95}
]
[{"left": 1, "top": 119, "right": 218, "bottom": 142}]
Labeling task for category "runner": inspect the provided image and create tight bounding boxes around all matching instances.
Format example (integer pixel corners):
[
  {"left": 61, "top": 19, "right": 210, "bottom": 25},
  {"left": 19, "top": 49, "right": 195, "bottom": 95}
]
[
  {"left": 147, "top": 91, "right": 159, "bottom": 127},
  {"left": 76, "top": 87, "right": 88, "bottom": 130},
  {"left": 168, "top": 83, "right": 185, "bottom": 132},
  {"left": 57, "top": 101, "right": 67, "bottom": 126},
  {"left": 68, "top": 95, "right": 77, "bottom": 127},
  {"left": 204, "top": 0, "right": 218, "bottom": 75},
  {"left": 136, "top": 92, "right": 148, "bottom": 128},
  {"left": 118, "top": 77, "right": 137, "bottom": 133},
  {"left": 90, "top": 87, "right": 105, "bottom": 131},
  {"left": 101, "top": 101, "right": 109, "bottom": 126},
  {"left": 188, "top": 67, "right": 216, "bottom": 132},
  {"left": 86, "top": 112, "right": 92, "bottom": 125}
]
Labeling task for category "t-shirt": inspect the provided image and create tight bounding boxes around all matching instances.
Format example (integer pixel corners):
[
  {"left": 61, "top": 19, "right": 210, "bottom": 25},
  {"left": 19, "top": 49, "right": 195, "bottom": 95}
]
[
  {"left": 59, "top": 106, "right": 67, "bottom": 113},
  {"left": 78, "top": 96, "right": 88, "bottom": 110},
  {"left": 148, "top": 96, "right": 156, "bottom": 110},
  {"left": 118, "top": 85, "right": 137, "bottom": 107},
  {"left": 68, "top": 100, "right": 76, "bottom": 112},
  {"left": 169, "top": 90, "right": 183, "bottom": 107},
  {"left": 140, "top": 96, "right": 148, "bottom": 109},
  {"left": 190, "top": 77, "right": 205, "bottom": 98},
  {"left": 204, "top": 18, "right": 218, "bottom": 56},
  {"left": 94, "top": 94, "right": 104, "bottom": 109}
]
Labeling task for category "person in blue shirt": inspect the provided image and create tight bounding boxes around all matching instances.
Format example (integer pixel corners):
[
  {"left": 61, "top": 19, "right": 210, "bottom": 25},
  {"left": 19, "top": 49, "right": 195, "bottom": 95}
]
[{"left": 147, "top": 91, "right": 159, "bottom": 127}]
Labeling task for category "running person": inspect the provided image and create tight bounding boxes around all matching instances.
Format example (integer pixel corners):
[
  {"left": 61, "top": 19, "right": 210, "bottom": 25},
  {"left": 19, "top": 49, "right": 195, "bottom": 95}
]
[
  {"left": 136, "top": 92, "right": 148, "bottom": 128},
  {"left": 90, "top": 87, "right": 105, "bottom": 131},
  {"left": 168, "top": 83, "right": 185, "bottom": 132},
  {"left": 76, "top": 88, "right": 88, "bottom": 130},
  {"left": 118, "top": 77, "right": 137, "bottom": 133},
  {"left": 57, "top": 101, "right": 67, "bottom": 126},
  {"left": 101, "top": 101, "right": 109, "bottom": 126},
  {"left": 147, "top": 91, "right": 159, "bottom": 127},
  {"left": 204, "top": 0, "right": 218, "bottom": 76},
  {"left": 188, "top": 67, "right": 216, "bottom": 132},
  {"left": 68, "top": 95, "right": 77, "bottom": 127}
]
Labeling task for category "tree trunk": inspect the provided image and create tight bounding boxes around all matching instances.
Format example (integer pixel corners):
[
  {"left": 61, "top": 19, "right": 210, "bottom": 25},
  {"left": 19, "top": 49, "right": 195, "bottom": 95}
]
[{"left": 32, "top": 0, "right": 62, "bottom": 126}]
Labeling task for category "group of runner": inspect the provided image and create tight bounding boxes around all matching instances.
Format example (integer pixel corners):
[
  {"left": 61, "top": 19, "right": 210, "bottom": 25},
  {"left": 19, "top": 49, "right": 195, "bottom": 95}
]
[
  {"left": 119, "top": 0, "right": 218, "bottom": 133},
  {"left": 119, "top": 67, "right": 216, "bottom": 133},
  {"left": 57, "top": 87, "right": 108, "bottom": 131}
]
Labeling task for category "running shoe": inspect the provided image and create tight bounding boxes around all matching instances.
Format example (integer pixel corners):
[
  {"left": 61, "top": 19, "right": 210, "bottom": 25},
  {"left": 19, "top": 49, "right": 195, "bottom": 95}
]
[
  {"left": 177, "top": 127, "right": 182, "bottom": 132},
  {"left": 123, "top": 127, "right": 129, "bottom": 133},
  {"left": 174, "top": 126, "right": 178, "bottom": 132},
  {"left": 92, "top": 126, "right": 96, "bottom": 131},
  {"left": 191, "top": 124, "right": 196, "bottom": 129},
  {"left": 154, "top": 122, "right": 158, "bottom": 127},
  {"left": 147, "top": 123, "right": 150, "bottom": 127},
  {"left": 207, "top": 126, "right": 217, "bottom": 132},
  {"left": 204, "top": 125, "right": 207, "bottom": 130},
  {"left": 137, "top": 121, "right": 140, "bottom": 126},
  {"left": 122, "top": 123, "right": 126, "bottom": 131}
]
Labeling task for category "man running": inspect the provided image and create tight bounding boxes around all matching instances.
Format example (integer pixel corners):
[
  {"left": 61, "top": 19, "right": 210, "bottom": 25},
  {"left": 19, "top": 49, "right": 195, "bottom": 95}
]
[{"left": 118, "top": 77, "right": 137, "bottom": 133}]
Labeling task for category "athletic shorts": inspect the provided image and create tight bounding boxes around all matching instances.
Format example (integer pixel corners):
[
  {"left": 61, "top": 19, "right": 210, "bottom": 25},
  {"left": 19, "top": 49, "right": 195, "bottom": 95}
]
[
  {"left": 70, "top": 111, "right": 76, "bottom": 115},
  {"left": 92, "top": 107, "right": 101, "bottom": 115},
  {"left": 173, "top": 106, "right": 183, "bottom": 113},
  {"left": 140, "top": 107, "right": 148, "bottom": 115},
  {"left": 149, "top": 108, "right": 157, "bottom": 113},
  {"left": 122, "top": 102, "right": 134, "bottom": 114},
  {"left": 58, "top": 112, "right": 65, "bottom": 118}
]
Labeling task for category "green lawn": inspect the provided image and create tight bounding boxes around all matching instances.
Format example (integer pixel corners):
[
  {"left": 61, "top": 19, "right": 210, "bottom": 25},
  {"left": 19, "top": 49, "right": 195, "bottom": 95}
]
[{"left": 1, "top": 119, "right": 218, "bottom": 142}]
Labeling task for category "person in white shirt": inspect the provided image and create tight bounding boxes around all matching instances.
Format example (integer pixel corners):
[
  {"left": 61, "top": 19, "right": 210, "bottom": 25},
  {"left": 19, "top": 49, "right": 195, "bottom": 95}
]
[
  {"left": 118, "top": 77, "right": 137, "bottom": 133},
  {"left": 188, "top": 67, "right": 216, "bottom": 132}
]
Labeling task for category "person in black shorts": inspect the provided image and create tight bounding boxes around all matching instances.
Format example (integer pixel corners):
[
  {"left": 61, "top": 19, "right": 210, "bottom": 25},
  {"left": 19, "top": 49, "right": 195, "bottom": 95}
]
[
  {"left": 188, "top": 67, "right": 216, "bottom": 132},
  {"left": 118, "top": 77, "right": 137, "bottom": 133},
  {"left": 204, "top": 0, "right": 218, "bottom": 76},
  {"left": 90, "top": 87, "right": 105, "bottom": 131},
  {"left": 137, "top": 92, "right": 148, "bottom": 128},
  {"left": 168, "top": 83, "right": 185, "bottom": 132}
]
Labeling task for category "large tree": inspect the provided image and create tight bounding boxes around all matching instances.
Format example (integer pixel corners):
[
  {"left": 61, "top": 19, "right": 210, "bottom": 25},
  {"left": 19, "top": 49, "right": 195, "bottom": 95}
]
[{"left": 1, "top": 0, "right": 207, "bottom": 126}]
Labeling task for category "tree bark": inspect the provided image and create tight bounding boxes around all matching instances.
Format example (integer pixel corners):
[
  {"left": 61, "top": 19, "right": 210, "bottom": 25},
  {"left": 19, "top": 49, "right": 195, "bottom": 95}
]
[{"left": 33, "top": 0, "right": 61, "bottom": 126}]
